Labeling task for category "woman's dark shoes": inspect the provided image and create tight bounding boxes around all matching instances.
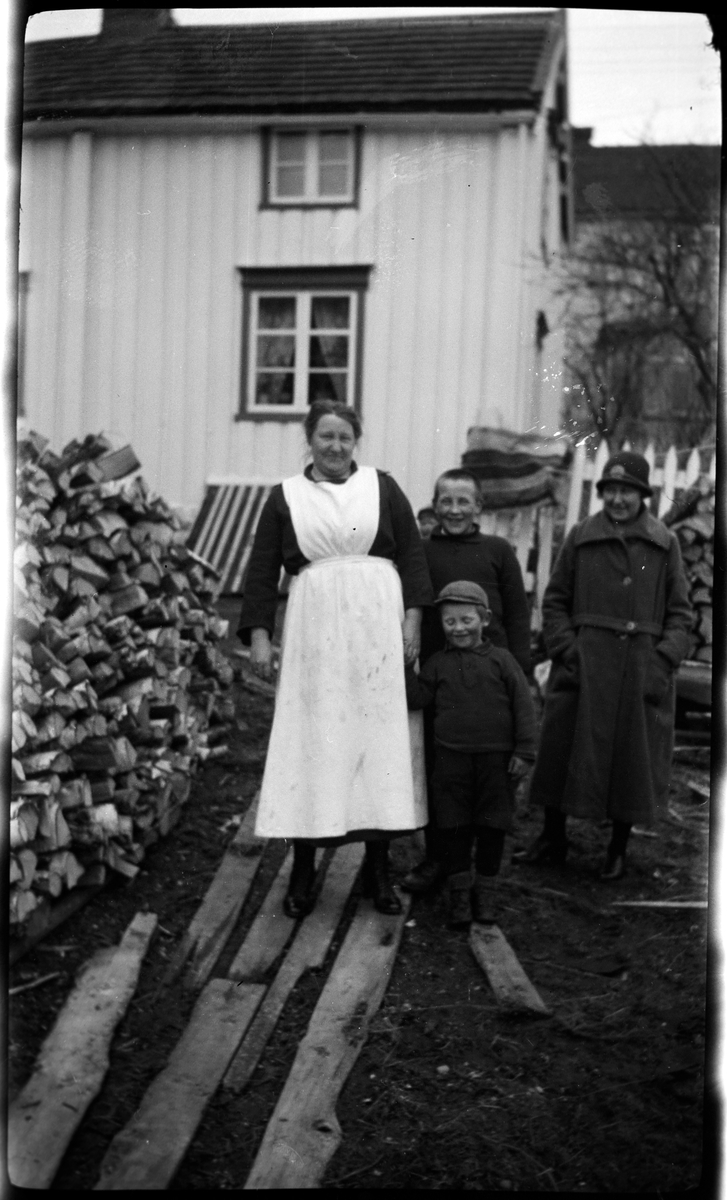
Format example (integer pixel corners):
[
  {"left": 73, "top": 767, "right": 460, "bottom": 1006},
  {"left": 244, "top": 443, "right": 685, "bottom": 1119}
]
[
  {"left": 283, "top": 847, "right": 317, "bottom": 919},
  {"left": 283, "top": 889, "right": 316, "bottom": 919},
  {"left": 362, "top": 846, "right": 403, "bottom": 914},
  {"left": 512, "top": 832, "right": 568, "bottom": 867},
  {"left": 600, "top": 851, "right": 626, "bottom": 881}
]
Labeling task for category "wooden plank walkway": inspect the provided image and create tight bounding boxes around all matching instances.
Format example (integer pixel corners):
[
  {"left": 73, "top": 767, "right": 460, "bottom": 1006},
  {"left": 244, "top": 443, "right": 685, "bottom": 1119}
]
[
  {"left": 244, "top": 893, "right": 411, "bottom": 1189},
  {"left": 163, "top": 799, "right": 264, "bottom": 991},
  {"left": 224, "top": 842, "right": 364, "bottom": 1093},
  {"left": 10, "top": 812, "right": 560, "bottom": 1190},
  {"left": 8, "top": 912, "right": 157, "bottom": 1189},
  {"left": 94, "top": 981, "right": 265, "bottom": 1190},
  {"left": 90, "top": 844, "right": 368, "bottom": 1189}
]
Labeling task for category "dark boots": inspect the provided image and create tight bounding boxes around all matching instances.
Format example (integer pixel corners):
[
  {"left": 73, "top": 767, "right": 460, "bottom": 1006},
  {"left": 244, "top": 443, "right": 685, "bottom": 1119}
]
[
  {"left": 471, "top": 874, "right": 497, "bottom": 924},
  {"left": 512, "top": 808, "right": 568, "bottom": 866},
  {"left": 362, "top": 841, "right": 402, "bottom": 915},
  {"left": 283, "top": 842, "right": 317, "bottom": 918},
  {"left": 447, "top": 871, "right": 473, "bottom": 929}
]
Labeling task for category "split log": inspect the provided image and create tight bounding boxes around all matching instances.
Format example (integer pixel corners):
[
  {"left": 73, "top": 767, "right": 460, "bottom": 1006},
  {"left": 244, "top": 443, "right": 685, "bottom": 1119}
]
[
  {"left": 19, "top": 748, "right": 73, "bottom": 776},
  {"left": 10, "top": 889, "right": 41, "bottom": 925},
  {"left": 12, "top": 776, "right": 60, "bottom": 799},
  {"left": 14, "top": 848, "right": 38, "bottom": 890},
  {"left": 36, "top": 798, "right": 72, "bottom": 851},
  {"left": 10, "top": 801, "right": 40, "bottom": 847},
  {"left": 96, "top": 445, "right": 141, "bottom": 482},
  {"left": 57, "top": 778, "right": 93, "bottom": 809}
]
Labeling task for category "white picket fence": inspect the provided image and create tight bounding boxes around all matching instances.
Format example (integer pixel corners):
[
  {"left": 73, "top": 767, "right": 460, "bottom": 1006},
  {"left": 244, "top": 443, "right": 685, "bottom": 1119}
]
[{"left": 478, "top": 440, "right": 716, "bottom": 630}]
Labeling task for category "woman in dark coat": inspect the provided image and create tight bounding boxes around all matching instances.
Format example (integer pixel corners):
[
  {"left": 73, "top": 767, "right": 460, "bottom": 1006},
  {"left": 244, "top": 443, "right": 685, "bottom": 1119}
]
[{"left": 515, "top": 451, "right": 692, "bottom": 879}]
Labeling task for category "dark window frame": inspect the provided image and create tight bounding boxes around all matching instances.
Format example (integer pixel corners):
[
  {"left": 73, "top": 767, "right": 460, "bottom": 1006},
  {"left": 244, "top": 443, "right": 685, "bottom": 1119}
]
[
  {"left": 260, "top": 126, "right": 363, "bottom": 210},
  {"left": 236, "top": 265, "right": 372, "bottom": 423}
]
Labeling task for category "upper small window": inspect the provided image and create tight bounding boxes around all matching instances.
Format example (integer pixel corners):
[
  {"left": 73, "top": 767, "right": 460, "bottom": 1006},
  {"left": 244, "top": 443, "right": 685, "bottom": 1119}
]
[{"left": 267, "top": 129, "right": 356, "bottom": 206}]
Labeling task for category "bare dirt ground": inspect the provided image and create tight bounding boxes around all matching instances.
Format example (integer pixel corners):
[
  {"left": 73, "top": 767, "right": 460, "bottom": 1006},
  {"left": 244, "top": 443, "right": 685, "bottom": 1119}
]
[{"left": 8, "top": 601, "right": 715, "bottom": 1192}]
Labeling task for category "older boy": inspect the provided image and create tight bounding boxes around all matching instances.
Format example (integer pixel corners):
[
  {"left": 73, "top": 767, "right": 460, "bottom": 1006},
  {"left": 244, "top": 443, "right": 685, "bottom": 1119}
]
[
  {"left": 405, "top": 581, "right": 536, "bottom": 927},
  {"left": 403, "top": 468, "right": 532, "bottom": 893}
]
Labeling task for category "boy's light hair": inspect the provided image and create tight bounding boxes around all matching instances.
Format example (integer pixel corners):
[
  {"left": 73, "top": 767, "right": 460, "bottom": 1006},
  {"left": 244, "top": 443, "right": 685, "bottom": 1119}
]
[{"left": 432, "top": 469, "right": 483, "bottom": 506}]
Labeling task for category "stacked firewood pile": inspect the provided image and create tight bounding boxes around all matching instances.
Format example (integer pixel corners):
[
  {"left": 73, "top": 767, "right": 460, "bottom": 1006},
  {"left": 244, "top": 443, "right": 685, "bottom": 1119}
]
[
  {"left": 11, "top": 431, "right": 235, "bottom": 931},
  {"left": 663, "top": 474, "right": 714, "bottom": 664}
]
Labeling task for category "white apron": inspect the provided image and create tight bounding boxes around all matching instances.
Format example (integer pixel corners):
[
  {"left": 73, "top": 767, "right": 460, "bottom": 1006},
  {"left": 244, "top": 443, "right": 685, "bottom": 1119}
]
[{"left": 255, "top": 466, "right": 426, "bottom": 839}]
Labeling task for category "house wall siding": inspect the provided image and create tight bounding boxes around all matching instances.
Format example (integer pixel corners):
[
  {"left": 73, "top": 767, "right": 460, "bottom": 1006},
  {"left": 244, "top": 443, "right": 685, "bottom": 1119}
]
[{"left": 19, "top": 122, "right": 559, "bottom": 515}]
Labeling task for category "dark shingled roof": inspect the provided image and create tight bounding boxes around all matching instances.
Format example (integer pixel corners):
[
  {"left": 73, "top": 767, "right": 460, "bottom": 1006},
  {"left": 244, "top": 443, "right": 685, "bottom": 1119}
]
[
  {"left": 23, "top": 9, "right": 564, "bottom": 121},
  {"left": 571, "top": 128, "right": 722, "bottom": 224}
]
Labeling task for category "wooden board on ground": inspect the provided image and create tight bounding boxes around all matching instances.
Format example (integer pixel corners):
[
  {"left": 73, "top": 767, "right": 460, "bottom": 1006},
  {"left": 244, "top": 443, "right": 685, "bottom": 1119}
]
[
  {"left": 244, "top": 889, "right": 410, "bottom": 1190},
  {"left": 611, "top": 900, "right": 708, "bottom": 910},
  {"left": 469, "top": 923, "right": 550, "bottom": 1017},
  {"left": 225, "top": 849, "right": 295, "bottom": 983},
  {"left": 8, "top": 912, "right": 157, "bottom": 1189},
  {"left": 164, "top": 796, "right": 263, "bottom": 989},
  {"left": 224, "top": 842, "right": 364, "bottom": 1093},
  {"left": 94, "top": 979, "right": 264, "bottom": 1191}
]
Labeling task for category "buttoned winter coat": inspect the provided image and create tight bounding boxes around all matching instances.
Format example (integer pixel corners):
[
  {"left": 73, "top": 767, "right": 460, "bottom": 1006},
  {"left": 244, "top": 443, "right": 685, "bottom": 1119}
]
[{"left": 528, "top": 507, "right": 692, "bottom": 824}]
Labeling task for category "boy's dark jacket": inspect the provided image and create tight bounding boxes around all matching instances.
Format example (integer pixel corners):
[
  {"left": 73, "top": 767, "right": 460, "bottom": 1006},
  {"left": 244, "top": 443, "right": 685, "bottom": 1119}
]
[
  {"left": 405, "top": 639, "right": 536, "bottom": 758},
  {"left": 422, "top": 526, "right": 531, "bottom": 673}
]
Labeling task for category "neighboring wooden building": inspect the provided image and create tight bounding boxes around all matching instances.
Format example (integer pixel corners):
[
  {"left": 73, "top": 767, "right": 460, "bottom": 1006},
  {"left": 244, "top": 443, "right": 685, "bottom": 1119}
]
[
  {"left": 563, "top": 128, "right": 720, "bottom": 451},
  {"left": 20, "top": 8, "right": 571, "bottom": 518}
]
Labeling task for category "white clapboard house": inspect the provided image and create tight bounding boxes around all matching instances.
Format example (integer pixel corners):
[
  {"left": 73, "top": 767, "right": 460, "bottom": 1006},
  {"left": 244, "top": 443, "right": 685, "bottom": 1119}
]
[{"left": 20, "top": 8, "right": 571, "bottom": 590}]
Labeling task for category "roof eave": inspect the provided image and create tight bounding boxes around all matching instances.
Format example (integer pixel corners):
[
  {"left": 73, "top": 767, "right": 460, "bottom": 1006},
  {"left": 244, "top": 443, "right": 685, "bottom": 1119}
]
[{"left": 23, "top": 105, "right": 540, "bottom": 137}]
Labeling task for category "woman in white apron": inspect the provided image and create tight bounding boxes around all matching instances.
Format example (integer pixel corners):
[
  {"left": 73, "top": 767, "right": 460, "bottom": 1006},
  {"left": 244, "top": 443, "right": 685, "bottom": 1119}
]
[{"left": 238, "top": 401, "right": 432, "bottom": 917}]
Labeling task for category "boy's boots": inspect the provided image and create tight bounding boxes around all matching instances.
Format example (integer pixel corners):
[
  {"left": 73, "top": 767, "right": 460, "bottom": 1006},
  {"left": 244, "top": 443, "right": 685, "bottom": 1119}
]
[
  {"left": 472, "top": 874, "right": 497, "bottom": 924},
  {"left": 447, "top": 871, "right": 473, "bottom": 929}
]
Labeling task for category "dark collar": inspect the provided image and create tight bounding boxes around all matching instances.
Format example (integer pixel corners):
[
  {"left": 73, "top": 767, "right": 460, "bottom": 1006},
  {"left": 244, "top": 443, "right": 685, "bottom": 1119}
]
[
  {"left": 304, "top": 461, "right": 359, "bottom": 485},
  {"left": 444, "top": 637, "right": 492, "bottom": 656},
  {"left": 430, "top": 523, "right": 481, "bottom": 542},
  {"left": 574, "top": 507, "right": 671, "bottom": 551}
]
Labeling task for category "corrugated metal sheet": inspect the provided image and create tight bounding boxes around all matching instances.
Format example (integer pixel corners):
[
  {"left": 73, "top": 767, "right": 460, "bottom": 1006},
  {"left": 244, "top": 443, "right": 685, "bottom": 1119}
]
[
  {"left": 186, "top": 483, "right": 274, "bottom": 594},
  {"left": 19, "top": 119, "right": 563, "bottom": 517}
]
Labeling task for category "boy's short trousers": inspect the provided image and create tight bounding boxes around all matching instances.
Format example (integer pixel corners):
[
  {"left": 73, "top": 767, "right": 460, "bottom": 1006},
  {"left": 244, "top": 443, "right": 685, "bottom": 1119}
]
[{"left": 430, "top": 746, "right": 514, "bottom": 832}]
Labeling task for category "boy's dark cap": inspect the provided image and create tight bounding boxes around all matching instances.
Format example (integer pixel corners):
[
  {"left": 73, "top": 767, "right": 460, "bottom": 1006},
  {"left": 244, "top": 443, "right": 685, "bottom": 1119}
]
[
  {"left": 435, "top": 581, "right": 490, "bottom": 609},
  {"left": 596, "top": 452, "right": 652, "bottom": 497}
]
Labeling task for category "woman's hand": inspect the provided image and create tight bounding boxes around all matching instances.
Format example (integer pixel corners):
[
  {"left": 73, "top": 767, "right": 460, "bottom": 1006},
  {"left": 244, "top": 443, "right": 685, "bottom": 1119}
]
[
  {"left": 250, "top": 628, "right": 275, "bottom": 683},
  {"left": 402, "top": 607, "right": 422, "bottom": 667}
]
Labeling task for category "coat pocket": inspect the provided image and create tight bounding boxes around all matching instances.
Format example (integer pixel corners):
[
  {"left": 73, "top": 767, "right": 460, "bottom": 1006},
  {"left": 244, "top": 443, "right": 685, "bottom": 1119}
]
[{"left": 643, "top": 652, "right": 672, "bottom": 705}]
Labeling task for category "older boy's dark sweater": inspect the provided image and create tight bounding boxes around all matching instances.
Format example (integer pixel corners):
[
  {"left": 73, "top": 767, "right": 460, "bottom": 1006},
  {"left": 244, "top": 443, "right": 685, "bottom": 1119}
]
[
  {"left": 422, "top": 526, "right": 531, "bottom": 673},
  {"left": 405, "top": 639, "right": 536, "bottom": 758}
]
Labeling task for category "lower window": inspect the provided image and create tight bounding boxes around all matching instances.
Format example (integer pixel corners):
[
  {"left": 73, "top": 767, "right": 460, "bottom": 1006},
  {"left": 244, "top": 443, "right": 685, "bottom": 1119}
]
[{"left": 237, "top": 266, "right": 371, "bottom": 420}]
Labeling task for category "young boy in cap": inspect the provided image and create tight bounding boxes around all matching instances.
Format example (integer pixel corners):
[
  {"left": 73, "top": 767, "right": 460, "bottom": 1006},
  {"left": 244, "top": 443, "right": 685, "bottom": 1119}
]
[
  {"left": 515, "top": 451, "right": 692, "bottom": 879},
  {"left": 403, "top": 469, "right": 532, "bottom": 894},
  {"left": 405, "top": 581, "right": 536, "bottom": 928}
]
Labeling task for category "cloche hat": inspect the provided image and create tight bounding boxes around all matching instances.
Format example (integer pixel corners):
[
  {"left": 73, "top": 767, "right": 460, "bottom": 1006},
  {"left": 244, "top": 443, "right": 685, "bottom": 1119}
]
[
  {"left": 596, "top": 451, "right": 653, "bottom": 497},
  {"left": 435, "top": 581, "right": 490, "bottom": 609}
]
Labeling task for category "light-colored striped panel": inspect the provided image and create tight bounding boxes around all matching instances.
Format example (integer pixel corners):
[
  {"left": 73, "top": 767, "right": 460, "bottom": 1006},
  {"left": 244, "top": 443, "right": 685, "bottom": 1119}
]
[{"left": 186, "top": 483, "right": 274, "bottom": 594}]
